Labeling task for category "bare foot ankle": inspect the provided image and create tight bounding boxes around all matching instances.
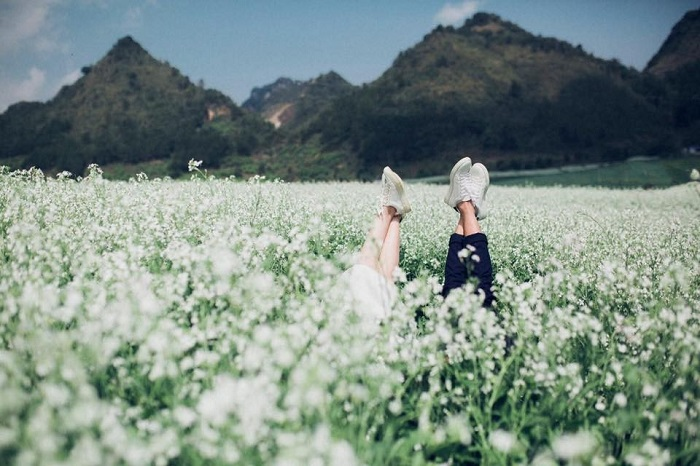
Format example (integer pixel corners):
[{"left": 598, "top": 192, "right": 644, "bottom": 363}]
[{"left": 456, "top": 200, "right": 476, "bottom": 215}]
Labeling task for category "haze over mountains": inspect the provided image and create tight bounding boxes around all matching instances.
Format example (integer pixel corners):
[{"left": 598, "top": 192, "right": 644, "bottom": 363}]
[{"left": 1, "top": 10, "right": 698, "bottom": 180}]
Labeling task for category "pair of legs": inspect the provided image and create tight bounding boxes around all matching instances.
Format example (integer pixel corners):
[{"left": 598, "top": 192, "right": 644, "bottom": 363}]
[
  {"left": 356, "top": 205, "right": 402, "bottom": 282},
  {"left": 356, "top": 167, "right": 410, "bottom": 282},
  {"left": 441, "top": 200, "right": 494, "bottom": 307},
  {"left": 356, "top": 159, "right": 494, "bottom": 306}
]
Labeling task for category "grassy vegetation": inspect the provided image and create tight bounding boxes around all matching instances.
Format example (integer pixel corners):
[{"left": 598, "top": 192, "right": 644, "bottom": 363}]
[
  {"left": 492, "top": 155, "right": 700, "bottom": 188},
  {"left": 202, "top": 140, "right": 360, "bottom": 181},
  {"left": 413, "top": 155, "right": 700, "bottom": 188},
  {"left": 100, "top": 160, "right": 172, "bottom": 180}
]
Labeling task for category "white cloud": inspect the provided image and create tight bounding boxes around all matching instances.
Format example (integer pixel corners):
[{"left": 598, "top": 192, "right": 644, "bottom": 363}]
[
  {"left": 0, "top": 67, "right": 47, "bottom": 112},
  {"left": 124, "top": 6, "right": 144, "bottom": 29},
  {"left": 59, "top": 68, "right": 82, "bottom": 87},
  {"left": 124, "top": 1, "right": 158, "bottom": 29},
  {"left": 0, "top": 0, "right": 59, "bottom": 56},
  {"left": 434, "top": 0, "right": 480, "bottom": 26}
]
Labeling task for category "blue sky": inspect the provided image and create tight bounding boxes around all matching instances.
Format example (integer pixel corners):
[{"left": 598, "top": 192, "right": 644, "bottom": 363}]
[{"left": 1, "top": 0, "right": 698, "bottom": 112}]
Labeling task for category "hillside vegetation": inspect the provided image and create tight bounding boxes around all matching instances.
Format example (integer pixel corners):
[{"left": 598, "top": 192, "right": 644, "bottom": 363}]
[
  {"left": 243, "top": 72, "right": 355, "bottom": 131},
  {"left": 306, "top": 13, "right": 678, "bottom": 178},
  {"left": 645, "top": 9, "right": 700, "bottom": 147},
  {"left": 0, "top": 37, "right": 274, "bottom": 176},
  {"left": 0, "top": 10, "right": 698, "bottom": 180}
]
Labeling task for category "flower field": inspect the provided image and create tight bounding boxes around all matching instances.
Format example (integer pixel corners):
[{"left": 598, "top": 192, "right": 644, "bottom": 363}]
[{"left": 1, "top": 165, "right": 699, "bottom": 465}]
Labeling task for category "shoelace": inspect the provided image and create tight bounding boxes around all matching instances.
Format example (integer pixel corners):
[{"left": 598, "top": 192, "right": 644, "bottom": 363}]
[
  {"left": 379, "top": 177, "right": 397, "bottom": 213},
  {"left": 458, "top": 171, "right": 472, "bottom": 202},
  {"left": 380, "top": 178, "right": 391, "bottom": 205}
]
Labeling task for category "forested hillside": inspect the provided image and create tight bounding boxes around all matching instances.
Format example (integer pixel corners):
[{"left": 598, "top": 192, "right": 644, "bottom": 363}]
[
  {"left": 243, "top": 72, "right": 355, "bottom": 130},
  {"left": 1, "top": 10, "right": 698, "bottom": 180},
  {"left": 645, "top": 9, "right": 700, "bottom": 147},
  {"left": 0, "top": 37, "right": 274, "bottom": 176},
  {"left": 301, "top": 13, "right": 678, "bottom": 177}
]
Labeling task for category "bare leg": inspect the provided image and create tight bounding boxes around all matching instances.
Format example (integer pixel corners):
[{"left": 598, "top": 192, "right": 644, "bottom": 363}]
[
  {"left": 454, "top": 201, "right": 481, "bottom": 236},
  {"left": 357, "top": 206, "right": 397, "bottom": 274},
  {"left": 379, "top": 215, "right": 401, "bottom": 282}
]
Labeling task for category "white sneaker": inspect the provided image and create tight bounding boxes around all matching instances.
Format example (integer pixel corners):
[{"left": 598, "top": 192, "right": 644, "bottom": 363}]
[
  {"left": 468, "top": 163, "right": 490, "bottom": 220},
  {"left": 444, "top": 157, "right": 472, "bottom": 208},
  {"left": 381, "top": 166, "right": 411, "bottom": 216}
]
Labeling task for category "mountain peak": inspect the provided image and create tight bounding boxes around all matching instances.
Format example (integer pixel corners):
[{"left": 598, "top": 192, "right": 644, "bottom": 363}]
[
  {"left": 646, "top": 9, "right": 700, "bottom": 76},
  {"left": 313, "top": 71, "right": 348, "bottom": 85},
  {"left": 115, "top": 35, "right": 141, "bottom": 48},
  {"left": 104, "top": 35, "right": 151, "bottom": 63},
  {"left": 469, "top": 12, "right": 505, "bottom": 26},
  {"left": 459, "top": 12, "right": 527, "bottom": 35}
]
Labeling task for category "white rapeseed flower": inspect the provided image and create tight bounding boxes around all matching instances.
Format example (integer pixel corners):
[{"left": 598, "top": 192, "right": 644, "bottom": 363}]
[
  {"left": 188, "top": 159, "right": 203, "bottom": 172},
  {"left": 613, "top": 392, "right": 628, "bottom": 408},
  {"left": 552, "top": 431, "right": 597, "bottom": 460},
  {"left": 445, "top": 414, "right": 472, "bottom": 445},
  {"left": 642, "top": 383, "right": 659, "bottom": 397},
  {"left": 489, "top": 429, "right": 517, "bottom": 453}
]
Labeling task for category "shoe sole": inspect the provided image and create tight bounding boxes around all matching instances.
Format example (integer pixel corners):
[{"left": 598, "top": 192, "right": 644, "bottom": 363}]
[
  {"left": 383, "top": 166, "right": 411, "bottom": 214},
  {"left": 471, "top": 163, "right": 490, "bottom": 194},
  {"left": 471, "top": 163, "right": 490, "bottom": 219},
  {"left": 444, "top": 156, "right": 472, "bottom": 206}
]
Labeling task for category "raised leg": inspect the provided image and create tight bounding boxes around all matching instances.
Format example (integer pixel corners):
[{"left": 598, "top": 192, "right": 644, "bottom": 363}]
[
  {"left": 357, "top": 206, "right": 397, "bottom": 275},
  {"left": 378, "top": 215, "right": 401, "bottom": 281},
  {"left": 441, "top": 227, "right": 494, "bottom": 307},
  {"left": 442, "top": 160, "right": 494, "bottom": 306}
]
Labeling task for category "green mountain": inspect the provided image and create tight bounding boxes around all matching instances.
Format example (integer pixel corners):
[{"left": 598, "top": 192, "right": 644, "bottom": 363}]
[
  {"left": 304, "top": 13, "right": 677, "bottom": 177},
  {"left": 646, "top": 9, "right": 700, "bottom": 146},
  {"left": 646, "top": 9, "right": 700, "bottom": 77},
  {"left": 242, "top": 72, "right": 355, "bottom": 130},
  {"left": 1, "top": 11, "right": 695, "bottom": 181},
  {"left": 0, "top": 36, "right": 273, "bottom": 175}
]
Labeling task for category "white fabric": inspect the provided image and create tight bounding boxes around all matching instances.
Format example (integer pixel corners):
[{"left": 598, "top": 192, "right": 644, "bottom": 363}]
[{"left": 341, "top": 264, "right": 397, "bottom": 320}]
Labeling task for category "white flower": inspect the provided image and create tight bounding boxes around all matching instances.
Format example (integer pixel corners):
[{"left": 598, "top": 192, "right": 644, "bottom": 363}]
[
  {"left": 642, "top": 383, "right": 659, "bottom": 397},
  {"left": 0, "top": 427, "right": 17, "bottom": 449},
  {"left": 489, "top": 429, "right": 517, "bottom": 453},
  {"left": 330, "top": 441, "right": 359, "bottom": 466},
  {"left": 552, "top": 431, "right": 597, "bottom": 460},
  {"left": 625, "top": 439, "right": 671, "bottom": 466},
  {"left": 173, "top": 406, "right": 197, "bottom": 428},
  {"left": 197, "top": 376, "right": 236, "bottom": 426},
  {"left": 188, "top": 159, "right": 203, "bottom": 172},
  {"left": 445, "top": 414, "right": 472, "bottom": 445},
  {"left": 613, "top": 393, "right": 628, "bottom": 408},
  {"left": 388, "top": 399, "right": 402, "bottom": 415},
  {"left": 690, "top": 168, "right": 699, "bottom": 181},
  {"left": 531, "top": 451, "right": 558, "bottom": 466},
  {"left": 595, "top": 397, "right": 607, "bottom": 411},
  {"left": 42, "top": 383, "right": 71, "bottom": 407}
]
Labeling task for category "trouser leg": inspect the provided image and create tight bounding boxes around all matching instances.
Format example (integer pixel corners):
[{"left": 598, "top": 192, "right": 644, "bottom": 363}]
[
  {"left": 441, "top": 232, "right": 494, "bottom": 307},
  {"left": 442, "top": 233, "right": 468, "bottom": 298}
]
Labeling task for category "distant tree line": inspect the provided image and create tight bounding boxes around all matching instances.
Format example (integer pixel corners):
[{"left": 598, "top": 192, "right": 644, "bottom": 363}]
[{"left": 309, "top": 73, "right": 679, "bottom": 176}]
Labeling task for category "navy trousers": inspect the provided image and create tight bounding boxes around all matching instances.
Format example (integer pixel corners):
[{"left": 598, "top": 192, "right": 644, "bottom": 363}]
[{"left": 441, "top": 232, "right": 494, "bottom": 307}]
